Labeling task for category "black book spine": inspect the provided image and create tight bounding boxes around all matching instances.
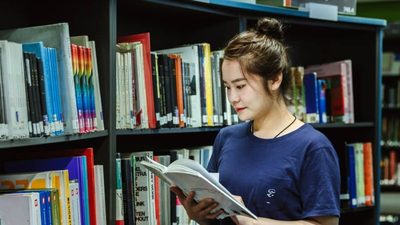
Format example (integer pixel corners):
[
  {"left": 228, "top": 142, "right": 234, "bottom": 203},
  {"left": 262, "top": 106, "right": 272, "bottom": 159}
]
[
  {"left": 22, "top": 53, "right": 34, "bottom": 137},
  {"left": 218, "top": 57, "right": 228, "bottom": 126},
  {"left": 157, "top": 54, "right": 167, "bottom": 128},
  {"left": 36, "top": 57, "right": 49, "bottom": 136},
  {"left": 163, "top": 55, "right": 173, "bottom": 128},
  {"left": 29, "top": 53, "right": 43, "bottom": 136},
  {"left": 121, "top": 158, "right": 135, "bottom": 225},
  {"left": 169, "top": 56, "right": 179, "bottom": 128},
  {"left": 197, "top": 45, "right": 207, "bottom": 126},
  {"left": 151, "top": 53, "right": 161, "bottom": 128}
]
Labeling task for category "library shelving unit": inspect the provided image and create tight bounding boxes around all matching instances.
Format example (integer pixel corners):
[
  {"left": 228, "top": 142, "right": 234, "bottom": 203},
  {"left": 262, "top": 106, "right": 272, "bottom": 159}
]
[
  {"left": 0, "top": 0, "right": 386, "bottom": 225},
  {"left": 0, "top": 0, "right": 116, "bottom": 224},
  {"left": 117, "top": 1, "right": 385, "bottom": 225},
  {"left": 380, "top": 22, "right": 400, "bottom": 223}
]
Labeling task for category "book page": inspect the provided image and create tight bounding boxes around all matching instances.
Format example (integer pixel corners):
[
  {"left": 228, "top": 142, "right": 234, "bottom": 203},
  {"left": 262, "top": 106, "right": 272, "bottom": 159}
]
[
  {"left": 140, "top": 158, "right": 173, "bottom": 185},
  {"left": 168, "top": 158, "right": 233, "bottom": 198},
  {"left": 165, "top": 170, "right": 256, "bottom": 219}
]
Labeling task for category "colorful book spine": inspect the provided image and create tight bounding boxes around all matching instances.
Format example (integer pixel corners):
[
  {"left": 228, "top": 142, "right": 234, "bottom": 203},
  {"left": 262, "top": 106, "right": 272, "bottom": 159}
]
[{"left": 115, "top": 154, "right": 125, "bottom": 225}]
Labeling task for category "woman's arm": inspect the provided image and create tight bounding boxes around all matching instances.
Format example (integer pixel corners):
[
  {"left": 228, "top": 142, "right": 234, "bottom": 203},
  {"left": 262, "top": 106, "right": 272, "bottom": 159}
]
[
  {"left": 230, "top": 196, "right": 338, "bottom": 225},
  {"left": 231, "top": 215, "right": 338, "bottom": 225}
]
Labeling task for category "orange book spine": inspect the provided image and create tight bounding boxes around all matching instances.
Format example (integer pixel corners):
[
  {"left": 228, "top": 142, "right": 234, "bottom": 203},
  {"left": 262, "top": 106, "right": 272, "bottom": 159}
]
[
  {"left": 170, "top": 55, "right": 185, "bottom": 127},
  {"left": 363, "top": 142, "right": 374, "bottom": 206}
]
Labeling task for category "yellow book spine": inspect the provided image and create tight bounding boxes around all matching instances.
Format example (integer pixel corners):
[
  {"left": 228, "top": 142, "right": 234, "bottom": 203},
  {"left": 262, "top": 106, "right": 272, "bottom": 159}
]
[{"left": 203, "top": 43, "right": 214, "bottom": 126}]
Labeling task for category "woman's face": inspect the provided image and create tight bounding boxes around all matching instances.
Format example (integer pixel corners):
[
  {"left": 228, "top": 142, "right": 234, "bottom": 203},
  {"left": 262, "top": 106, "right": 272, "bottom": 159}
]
[{"left": 222, "top": 59, "right": 277, "bottom": 121}]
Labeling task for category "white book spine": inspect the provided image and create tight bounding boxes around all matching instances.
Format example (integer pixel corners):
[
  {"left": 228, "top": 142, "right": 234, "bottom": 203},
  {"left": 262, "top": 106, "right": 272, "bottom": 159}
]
[
  {"left": 88, "top": 41, "right": 104, "bottom": 131},
  {"left": 133, "top": 151, "right": 155, "bottom": 225}
]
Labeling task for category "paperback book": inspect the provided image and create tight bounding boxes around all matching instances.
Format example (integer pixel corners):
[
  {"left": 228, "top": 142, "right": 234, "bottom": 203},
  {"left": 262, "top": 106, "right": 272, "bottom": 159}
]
[{"left": 140, "top": 157, "right": 257, "bottom": 220}]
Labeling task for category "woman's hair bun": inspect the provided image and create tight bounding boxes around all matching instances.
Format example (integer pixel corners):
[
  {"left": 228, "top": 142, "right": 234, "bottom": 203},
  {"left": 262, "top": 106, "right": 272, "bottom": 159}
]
[{"left": 255, "top": 18, "right": 284, "bottom": 42}]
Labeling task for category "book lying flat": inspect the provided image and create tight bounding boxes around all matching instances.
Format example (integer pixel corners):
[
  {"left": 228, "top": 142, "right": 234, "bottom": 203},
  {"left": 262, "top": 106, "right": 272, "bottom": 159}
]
[{"left": 140, "top": 157, "right": 257, "bottom": 220}]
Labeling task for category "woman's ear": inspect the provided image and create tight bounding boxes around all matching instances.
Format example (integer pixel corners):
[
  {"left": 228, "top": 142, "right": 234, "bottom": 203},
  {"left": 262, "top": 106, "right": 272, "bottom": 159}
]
[{"left": 269, "top": 72, "right": 283, "bottom": 91}]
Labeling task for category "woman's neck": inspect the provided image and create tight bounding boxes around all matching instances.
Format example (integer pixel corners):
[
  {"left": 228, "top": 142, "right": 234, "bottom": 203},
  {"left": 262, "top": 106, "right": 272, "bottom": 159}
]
[{"left": 252, "top": 102, "right": 301, "bottom": 139}]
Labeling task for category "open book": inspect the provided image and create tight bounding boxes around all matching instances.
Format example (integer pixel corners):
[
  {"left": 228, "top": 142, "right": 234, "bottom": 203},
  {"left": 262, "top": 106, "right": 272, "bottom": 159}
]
[{"left": 140, "top": 157, "right": 257, "bottom": 220}]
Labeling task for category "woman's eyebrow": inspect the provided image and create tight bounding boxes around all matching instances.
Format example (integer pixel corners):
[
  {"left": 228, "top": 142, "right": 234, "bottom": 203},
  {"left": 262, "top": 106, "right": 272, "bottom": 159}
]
[{"left": 223, "top": 78, "right": 247, "bottom": 84}]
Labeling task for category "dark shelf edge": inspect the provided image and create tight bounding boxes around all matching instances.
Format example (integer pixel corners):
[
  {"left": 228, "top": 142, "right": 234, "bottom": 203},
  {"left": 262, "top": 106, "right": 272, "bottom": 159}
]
[
  {"left": 341, "top": 206, "right": 375, "bottom": 214},
  {"left": 116, "top": 122, "right": 374, "bottom": 136},
  {"left": 0, "top": 130, "right": 109, "bottom": 149},
  {"left": 380, "top": 185, "right": 400, "bottom": 192},
  {"left": 116, "top": 127, "right": 222, "bottom": 135},
  {"left": 312, "top": 122, "right": 374, "bottom": 129}
]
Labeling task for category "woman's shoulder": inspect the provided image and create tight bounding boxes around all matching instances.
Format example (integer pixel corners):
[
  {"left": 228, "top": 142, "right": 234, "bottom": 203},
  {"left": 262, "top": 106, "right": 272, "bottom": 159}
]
[
  {"left": 290, "top": 123, "right": 334, "bottom": 149},
  {"left": 218, "top": 121, "right": 251, "bottom": 137}
]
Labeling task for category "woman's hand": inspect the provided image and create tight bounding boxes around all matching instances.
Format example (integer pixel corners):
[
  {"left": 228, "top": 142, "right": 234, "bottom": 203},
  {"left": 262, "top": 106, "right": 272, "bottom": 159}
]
[{"left": 170, "top": 186, "right": 224, "bottom": 225}]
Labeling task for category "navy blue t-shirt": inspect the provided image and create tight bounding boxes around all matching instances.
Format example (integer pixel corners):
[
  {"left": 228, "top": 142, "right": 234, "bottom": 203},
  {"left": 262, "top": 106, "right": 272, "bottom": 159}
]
[{"left": 207, "top": 122, "right": 340, "bottom": 224}]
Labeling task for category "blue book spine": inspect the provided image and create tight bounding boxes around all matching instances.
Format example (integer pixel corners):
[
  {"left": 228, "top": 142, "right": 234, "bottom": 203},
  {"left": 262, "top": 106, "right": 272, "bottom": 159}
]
[
  {"left": 50, "top": 48, "right": 64, "bottom": 135},
  {"left": 317, "top": 79, "right": 327, "bottom": 123},
  {"left": 346, "top": 144, "right": 358, "bottom": 208},
  {"left": 44, "top": 47, "right": 56, "bottom": 136},
  {"left": 81, "top": 156, "right": 90, "bottom": 225},
  {"left": 303, "top": 72, "right": 319, "bottom": 123}
]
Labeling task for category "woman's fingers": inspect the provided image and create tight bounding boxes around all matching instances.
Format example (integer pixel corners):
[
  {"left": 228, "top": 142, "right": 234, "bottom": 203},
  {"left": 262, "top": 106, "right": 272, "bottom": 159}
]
[{"left": 170, "top": 186, "right": 224, "bottom": 221}]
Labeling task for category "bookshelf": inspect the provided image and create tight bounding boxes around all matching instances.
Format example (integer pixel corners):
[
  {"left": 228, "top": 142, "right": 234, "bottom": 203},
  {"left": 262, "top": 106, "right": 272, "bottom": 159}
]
[
  {"left": 117, "top": 1, "right": 385, "bottom": 225},
  {"left": 380, "top": 22, "right": 400, "bottom": 224},
  {"left": 0, "top": 0, "right": 385, "bottom": 225},
  {"left": 0, "top": 0, "right": 116, "bottom": 224}
]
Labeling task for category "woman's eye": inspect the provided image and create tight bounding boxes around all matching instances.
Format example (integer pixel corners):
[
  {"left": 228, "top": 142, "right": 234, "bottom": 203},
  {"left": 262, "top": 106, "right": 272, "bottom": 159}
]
[
  {"left": 237, "top": 85, "right": 245, "bottom": 89},
  {"left": 225, "top": 86, "right": 231, "bottom": 90}
]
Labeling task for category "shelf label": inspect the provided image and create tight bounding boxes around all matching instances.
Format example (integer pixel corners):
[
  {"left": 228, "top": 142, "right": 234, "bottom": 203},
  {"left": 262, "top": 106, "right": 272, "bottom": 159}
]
[{"left": 300, "top": 2, "right": 338, "bottom": 21}]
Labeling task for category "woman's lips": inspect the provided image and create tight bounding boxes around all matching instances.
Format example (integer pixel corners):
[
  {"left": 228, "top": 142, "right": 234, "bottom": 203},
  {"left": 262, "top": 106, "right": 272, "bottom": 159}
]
[{"left": 235, "top": 107, "right": 246, "bottom": 113}]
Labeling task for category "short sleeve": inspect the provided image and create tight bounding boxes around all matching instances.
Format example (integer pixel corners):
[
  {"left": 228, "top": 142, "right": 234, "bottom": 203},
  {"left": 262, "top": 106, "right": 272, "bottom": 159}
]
[
  {"left": 207, "top": 129, "right": 224, "bottom": 173},
  {"left": 300, "top": 146, "right": 341, "bottom": 218}
]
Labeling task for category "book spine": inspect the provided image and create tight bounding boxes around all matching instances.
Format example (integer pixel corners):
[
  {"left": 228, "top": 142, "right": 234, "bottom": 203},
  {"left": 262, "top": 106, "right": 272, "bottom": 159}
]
[
  {"left": 303, "top": 73, "right": 319, "bottom": 123},
  {"left": 115, "top": 154, "right": 125, "bottom": 225},
  {"left": 168, "top": 55, "right": 179, "bottom": 127},
  {"left": 151, "top": 53, "right": 161, "bottom": 128},
  {"left": 355, "top": 143, "right": 365, "bottom": 206},
  {"left": 363, "top": 142, "right": 374, "bottom": 206},
  {"left": 346, "top": 144, "right": 357, "bottom": 208},
  {"left": 203, "top": 44, "right": 214, "bottom": 126},
  {"left": 121, "top": 158, "right": 135, "bottom": 225}
]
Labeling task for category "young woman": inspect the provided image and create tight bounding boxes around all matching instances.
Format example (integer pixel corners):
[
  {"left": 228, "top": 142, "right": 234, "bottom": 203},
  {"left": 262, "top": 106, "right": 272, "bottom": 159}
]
[{"left": 171, "top": 17, "right": 340, "bottom": 225}]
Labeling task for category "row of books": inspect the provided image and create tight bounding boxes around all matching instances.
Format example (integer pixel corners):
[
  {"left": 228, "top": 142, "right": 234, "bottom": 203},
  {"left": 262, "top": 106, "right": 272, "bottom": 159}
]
[
  {"left": 342, "top": 142, "right": 375, "bottom": 209},
  {"left": 382, "top": 52, "right": 400, "bottom": 76},
  {"left": 382, "top": 116, "right": 400, "bottom": 147},
  {"left": 116, "top": 147, "right": 213, "bottom": 225},
  {"left": 288, "top": 59, "right": 354, "bottom": 124},
  {"left": 0, "top": 23, "right": 104, "bottom": 140},
  {"left": 0, "top": 188, "right": 60, "bottom": 225},
  {"left": 70, "top": 37, "right": 104, "bottom": 134},
  {"left": 115, "top": 32, "right": 354, "bottom": 129},
  {"left": 380, "top": 149, "right": 400, "bottom": 187},
  {"left": 115, "top": 33, "right": 239, "bottom": 129},
  {"left": 382, "top": 79, "right": 400, "bottom": 109},
  {"left": 0, "top": 148, "right": 105, "bottom": 225}
]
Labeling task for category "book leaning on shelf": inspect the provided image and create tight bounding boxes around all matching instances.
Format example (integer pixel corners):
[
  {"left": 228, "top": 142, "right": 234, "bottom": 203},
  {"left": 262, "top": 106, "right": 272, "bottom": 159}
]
[{"left": 140, "top": 157, "right": 257, "bottom": 220}]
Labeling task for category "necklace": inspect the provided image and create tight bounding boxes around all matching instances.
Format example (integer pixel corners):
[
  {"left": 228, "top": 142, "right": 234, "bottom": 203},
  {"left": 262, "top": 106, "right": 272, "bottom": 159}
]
[{"left": 251, "top": 115, "right": 297, "bottom": 139}]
